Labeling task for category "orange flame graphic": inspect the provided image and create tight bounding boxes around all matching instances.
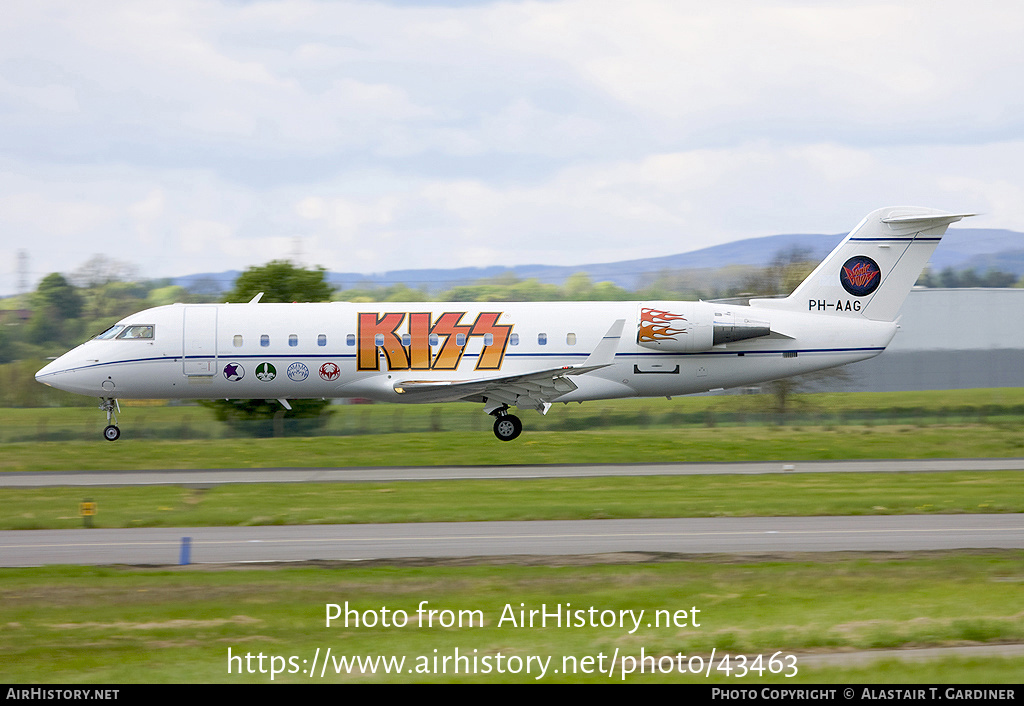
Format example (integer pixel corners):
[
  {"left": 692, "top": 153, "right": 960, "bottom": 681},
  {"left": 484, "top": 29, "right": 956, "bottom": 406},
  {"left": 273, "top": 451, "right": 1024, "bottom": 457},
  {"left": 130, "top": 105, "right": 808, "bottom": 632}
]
[{"left": 637, "top": 307, "right": 688, "bottom": 343}]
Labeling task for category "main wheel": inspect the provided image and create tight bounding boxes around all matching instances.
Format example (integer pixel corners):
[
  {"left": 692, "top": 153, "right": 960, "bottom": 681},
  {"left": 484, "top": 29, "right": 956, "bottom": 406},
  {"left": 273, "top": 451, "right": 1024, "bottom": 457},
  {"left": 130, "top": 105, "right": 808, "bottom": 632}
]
[
  {"left": 492, "top": 414, "right": 522, "bottom": 442},
  {"left": 103, "top": 425, "right": 121, "bottom": 442}
]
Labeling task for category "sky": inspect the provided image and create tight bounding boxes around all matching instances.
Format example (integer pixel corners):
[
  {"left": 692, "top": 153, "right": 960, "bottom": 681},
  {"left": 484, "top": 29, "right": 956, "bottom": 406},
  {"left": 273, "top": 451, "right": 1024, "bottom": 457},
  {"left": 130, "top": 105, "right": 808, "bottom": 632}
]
[{"left": 1, "top": 0, "right": 1023, "bottom": 295}]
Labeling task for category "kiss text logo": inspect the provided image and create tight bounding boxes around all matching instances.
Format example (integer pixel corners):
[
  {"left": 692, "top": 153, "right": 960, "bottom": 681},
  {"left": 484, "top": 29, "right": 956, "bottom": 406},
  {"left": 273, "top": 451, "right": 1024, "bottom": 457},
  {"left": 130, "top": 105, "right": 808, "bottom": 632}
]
[{"left": 358, "top": 311, "right": 513, "bottom": 371}]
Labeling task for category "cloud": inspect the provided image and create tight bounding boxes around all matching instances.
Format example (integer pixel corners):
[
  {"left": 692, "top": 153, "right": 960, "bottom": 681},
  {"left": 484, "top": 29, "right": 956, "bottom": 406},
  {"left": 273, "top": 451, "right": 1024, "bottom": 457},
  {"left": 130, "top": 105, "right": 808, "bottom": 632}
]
[{"left": 0, "top": 0, "right": 1021, "bottom": 294}]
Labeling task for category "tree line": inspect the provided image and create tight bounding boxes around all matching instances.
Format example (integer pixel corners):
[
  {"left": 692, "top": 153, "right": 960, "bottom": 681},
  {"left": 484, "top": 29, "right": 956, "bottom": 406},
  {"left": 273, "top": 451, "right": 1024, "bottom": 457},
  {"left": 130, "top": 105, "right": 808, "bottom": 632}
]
[{"left": 2, "top": 254, "right": 1020, "bottom": 405}]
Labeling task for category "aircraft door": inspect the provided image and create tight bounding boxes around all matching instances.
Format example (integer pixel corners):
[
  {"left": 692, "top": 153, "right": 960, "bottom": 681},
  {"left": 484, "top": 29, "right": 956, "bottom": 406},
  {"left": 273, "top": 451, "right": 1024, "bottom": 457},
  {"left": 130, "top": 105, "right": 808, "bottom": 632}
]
[{"left": 182, "top": 307, "right": 218, "bottom": 376}]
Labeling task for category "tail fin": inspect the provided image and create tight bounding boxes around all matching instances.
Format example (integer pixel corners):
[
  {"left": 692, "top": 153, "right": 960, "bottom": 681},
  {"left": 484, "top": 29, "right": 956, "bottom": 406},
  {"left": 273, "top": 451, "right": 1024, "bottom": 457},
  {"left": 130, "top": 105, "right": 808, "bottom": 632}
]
[{"left": 751, "top": 207, "right": 974, "bottom": 322}]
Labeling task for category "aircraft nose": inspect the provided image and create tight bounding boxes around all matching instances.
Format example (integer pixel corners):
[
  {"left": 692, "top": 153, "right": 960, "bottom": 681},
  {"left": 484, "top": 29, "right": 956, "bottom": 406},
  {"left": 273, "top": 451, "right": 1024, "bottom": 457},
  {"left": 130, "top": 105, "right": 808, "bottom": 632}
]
[
  {"left": 35, "top": 353, "right": 90, "bottom": 392},
  {"left": 35, "top": 358, "right": 62, "bottom": 384}
]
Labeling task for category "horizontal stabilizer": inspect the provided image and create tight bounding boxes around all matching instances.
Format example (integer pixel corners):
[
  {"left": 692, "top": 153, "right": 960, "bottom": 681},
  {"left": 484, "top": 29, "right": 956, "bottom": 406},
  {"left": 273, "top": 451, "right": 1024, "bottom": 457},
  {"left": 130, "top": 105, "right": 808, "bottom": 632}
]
[{"left": 881, "top": 212, "right": 976, "bottom": 226}]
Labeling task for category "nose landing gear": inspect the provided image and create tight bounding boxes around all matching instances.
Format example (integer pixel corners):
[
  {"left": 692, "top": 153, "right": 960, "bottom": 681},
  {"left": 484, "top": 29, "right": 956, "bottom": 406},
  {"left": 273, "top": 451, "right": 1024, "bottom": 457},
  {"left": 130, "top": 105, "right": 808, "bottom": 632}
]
[{"left": 100, "top": 398, "right": 121, "bottom": 442}]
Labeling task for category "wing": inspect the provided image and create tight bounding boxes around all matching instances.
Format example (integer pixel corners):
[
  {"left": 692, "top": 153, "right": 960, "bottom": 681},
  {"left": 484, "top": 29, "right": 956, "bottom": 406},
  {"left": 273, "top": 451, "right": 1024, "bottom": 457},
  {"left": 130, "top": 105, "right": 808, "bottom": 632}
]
[{"left": 392, "top": 319, "right": 625, "bottom": 413}]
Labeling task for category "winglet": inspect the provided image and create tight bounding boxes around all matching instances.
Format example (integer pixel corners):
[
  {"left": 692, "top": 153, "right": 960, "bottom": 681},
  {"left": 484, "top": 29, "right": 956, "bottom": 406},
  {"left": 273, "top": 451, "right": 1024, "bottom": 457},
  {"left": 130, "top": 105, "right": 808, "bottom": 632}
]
[{"left": 582, "top": 319, "right": 625, "bottom": 368}]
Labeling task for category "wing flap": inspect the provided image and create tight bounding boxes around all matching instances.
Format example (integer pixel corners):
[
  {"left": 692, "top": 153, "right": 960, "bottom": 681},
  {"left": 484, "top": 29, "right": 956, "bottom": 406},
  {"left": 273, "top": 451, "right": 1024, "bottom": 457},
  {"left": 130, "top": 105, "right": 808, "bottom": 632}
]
[{"left": 392, "top": 319, "right": 625, "bottom": 412}]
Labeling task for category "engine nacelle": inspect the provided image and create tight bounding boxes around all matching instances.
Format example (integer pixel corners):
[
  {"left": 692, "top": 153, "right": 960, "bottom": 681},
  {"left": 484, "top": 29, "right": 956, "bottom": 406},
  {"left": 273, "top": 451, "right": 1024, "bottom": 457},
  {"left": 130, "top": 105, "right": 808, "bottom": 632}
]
[{"left": 636, "top": 303, "right": 771, "bottom": 352}]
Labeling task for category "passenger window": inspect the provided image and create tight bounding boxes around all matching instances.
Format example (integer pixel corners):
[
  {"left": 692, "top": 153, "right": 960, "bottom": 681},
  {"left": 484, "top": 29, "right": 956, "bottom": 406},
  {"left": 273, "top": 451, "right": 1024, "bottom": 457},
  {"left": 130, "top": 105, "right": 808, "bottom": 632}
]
[
  {"left": 319, "top": 334, "right": 328, "bottom": 347},
  {"left": 566, "top": 333, "right": 576, "bottom": 345},
  {"left": 429, "top": 333, "right": 439, "bottom": 346},
  {"left": 484, "top": 333, "right": 494, "bottom": 346},
  {"left": 346, "top": 334, "right": 355, "bottom": 346},
  {"left": 401, "top": 333, "right": 411, "bottom": 346},
  {"left": 456, "top": 333, "right": 466, "bottom": 346},
  {"left": 374, "top": 334, "right": 384, "bottom": 346},
  {"left": 509, "top": 333, "right": 519, "bottom": 346},
  {"left": 288, "top": 334, "right": 298, "bottom": 347},
  {"left": 260, "top": 335, "right": 270, "bottom": 347},
  {"left": 538, "top": 333, "right": 547, "bottom": 345},
  {"left": 233, "top": 335, "right": 243, "bottom": 348}
]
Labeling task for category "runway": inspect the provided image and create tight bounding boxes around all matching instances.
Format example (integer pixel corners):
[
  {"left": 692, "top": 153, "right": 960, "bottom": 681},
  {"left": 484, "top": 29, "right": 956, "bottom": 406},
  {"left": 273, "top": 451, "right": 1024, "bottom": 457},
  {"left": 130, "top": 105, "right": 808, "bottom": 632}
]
[
  {"left": 2, "top": 514, "right": 1022, "bottom": 567},
  {"left": 4, "top": 460, "right": 1022, "bottom": 567},
  {"left": 3, "top": 457, "right": 1023, "bottom": 487}
]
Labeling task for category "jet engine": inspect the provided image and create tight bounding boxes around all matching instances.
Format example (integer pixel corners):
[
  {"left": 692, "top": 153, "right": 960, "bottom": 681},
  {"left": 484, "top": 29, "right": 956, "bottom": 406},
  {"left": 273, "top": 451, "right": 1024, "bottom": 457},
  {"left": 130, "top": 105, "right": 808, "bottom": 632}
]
[{"left": 636, "top": 304, "right": 770, "bottom": 352}]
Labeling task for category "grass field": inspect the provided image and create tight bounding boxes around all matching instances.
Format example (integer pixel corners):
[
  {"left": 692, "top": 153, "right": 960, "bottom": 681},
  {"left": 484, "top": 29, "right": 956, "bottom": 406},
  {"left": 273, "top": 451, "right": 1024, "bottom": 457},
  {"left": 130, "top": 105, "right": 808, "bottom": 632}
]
[
  {"left": 2, "top": 554, "right": 1021, "bottom": 683},
  {"left": 2, "top": 388, "right": 1023, "bottom": 471},
  {"left": 3, "top": 471, "right": 1022, "bottom": 530},
  {"left": 2, "top": 424, "right": 1024, "bottom": 472},
  {"left": 2, "top": 388, "right": 1021, "bottom": 683},
  {"left": 5, "top": 387, "right": 1024, "bottom": 443}
]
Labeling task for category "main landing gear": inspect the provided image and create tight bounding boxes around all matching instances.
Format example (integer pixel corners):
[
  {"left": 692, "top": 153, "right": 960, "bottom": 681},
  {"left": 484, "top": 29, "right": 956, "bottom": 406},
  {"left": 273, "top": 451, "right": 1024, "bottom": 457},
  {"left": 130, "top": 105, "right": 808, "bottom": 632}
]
[
  {"left": 490, "top": 406, "right": 522, "bottom": 442},
  {"left": 100, "top": 398, "right": 121, "bottom": 442}
]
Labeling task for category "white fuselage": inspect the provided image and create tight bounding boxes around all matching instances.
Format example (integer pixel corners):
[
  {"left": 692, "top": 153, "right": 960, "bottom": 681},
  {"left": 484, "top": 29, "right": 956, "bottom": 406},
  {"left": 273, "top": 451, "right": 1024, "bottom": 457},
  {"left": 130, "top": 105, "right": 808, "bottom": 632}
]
[{"left": 35, "top": 300, "right": 897, "bottom": 405}]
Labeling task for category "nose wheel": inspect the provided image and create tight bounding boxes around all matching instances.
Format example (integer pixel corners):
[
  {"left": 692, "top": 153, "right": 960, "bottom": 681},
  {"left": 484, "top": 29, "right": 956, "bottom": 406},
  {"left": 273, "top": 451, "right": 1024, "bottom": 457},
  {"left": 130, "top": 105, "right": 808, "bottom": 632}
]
[
  {"left": 491, "top": 409, "right": 523, "bottom": 441},
  {"left": 99, "top": 398, "right": 121, "bottom": 442}
]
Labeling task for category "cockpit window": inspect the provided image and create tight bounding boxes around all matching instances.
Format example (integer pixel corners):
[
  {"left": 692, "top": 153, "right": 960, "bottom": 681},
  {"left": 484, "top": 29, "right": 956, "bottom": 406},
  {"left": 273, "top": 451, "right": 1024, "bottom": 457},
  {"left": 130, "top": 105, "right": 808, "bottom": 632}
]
[
  {"left": 116, "top": 325, "right": 155, "bottom": 340},
  {"left": 94, "top": 325, "right": 125, "bottom": 340}
]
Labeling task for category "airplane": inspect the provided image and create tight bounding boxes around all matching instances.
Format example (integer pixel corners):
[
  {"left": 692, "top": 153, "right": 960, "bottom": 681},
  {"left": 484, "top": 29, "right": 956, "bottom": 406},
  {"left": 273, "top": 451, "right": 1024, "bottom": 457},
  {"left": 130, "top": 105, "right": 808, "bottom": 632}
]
[{"left": 36, "top": 206, "right": 972, "bottom": 442}]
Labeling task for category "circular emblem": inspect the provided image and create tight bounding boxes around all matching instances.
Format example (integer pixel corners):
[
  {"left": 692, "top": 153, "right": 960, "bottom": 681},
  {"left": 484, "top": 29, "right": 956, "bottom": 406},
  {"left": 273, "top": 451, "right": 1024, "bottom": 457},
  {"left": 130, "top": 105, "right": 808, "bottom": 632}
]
[
  {"left": 255, "top": 362, "right": 277, "bottom": 382},
  {"left": 840, "top": 256, "right": 881, "bottom": 296},
  {"left": 287, "top": 362, "right": 309, "bottom": 382},
  {"left": 319, "top": 362, "right": 341, "bottom": 381},
  {"left": 223, "top": 362, "right": 244, "bottom": 381}
]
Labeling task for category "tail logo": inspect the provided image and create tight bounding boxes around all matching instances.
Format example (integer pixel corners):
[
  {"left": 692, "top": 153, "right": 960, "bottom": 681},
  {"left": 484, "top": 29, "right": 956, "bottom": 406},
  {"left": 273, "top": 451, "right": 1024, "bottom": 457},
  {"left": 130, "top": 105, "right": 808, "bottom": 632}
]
[{"left": 840, "top": 256, "right": 881, "bottom": 296}]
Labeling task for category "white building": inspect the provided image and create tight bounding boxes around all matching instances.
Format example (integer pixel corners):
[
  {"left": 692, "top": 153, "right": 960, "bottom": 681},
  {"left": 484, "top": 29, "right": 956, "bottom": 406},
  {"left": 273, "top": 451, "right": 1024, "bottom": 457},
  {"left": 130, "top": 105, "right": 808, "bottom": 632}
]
[{"left": 842, "top": 289, "right": 1024, "bottom": 391}]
